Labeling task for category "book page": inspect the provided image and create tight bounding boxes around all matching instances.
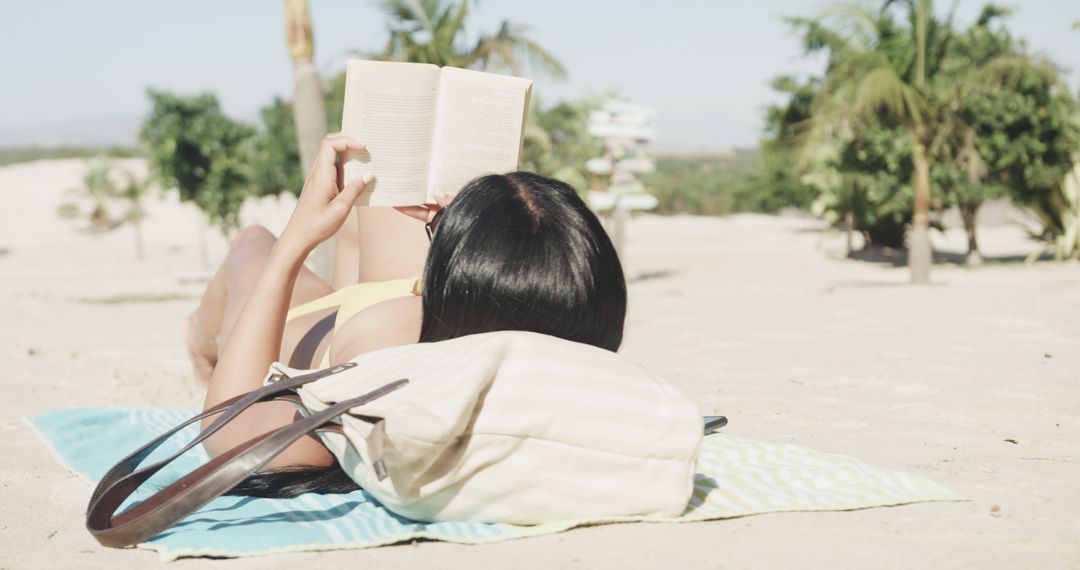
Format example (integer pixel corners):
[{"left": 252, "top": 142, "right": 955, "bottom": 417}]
[
  {"left": 340, "top": 60, "right": 440, "bottom": 206},
  {"left": 428, "top": 67, "right": 533, "bottom": 199}
]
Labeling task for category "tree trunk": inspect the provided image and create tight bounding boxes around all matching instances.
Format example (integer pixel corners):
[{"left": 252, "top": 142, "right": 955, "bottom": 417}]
[
  {"left": 285, "top": 0, "right": 333, "bottom": 280},
  {"left": 132, "top": 206, "right": 145, "bottom": 261},
  {"left": 959, "top": 204, "right": 982, "bottom": 265},
  {"left": 90, "top": 205, "right": 110, "bottom": 231},
  {"left": 198, "top": 215, "right": 210, "bottom": 268},
  {"left": 612, "top": 201, "right": 629, "bottom": 264},
  {"left": 959, "top": 127, "right": 986, "bottom": 266},
  {"left": 845, "top": 210, "right": 855, "bottom": 257},
  {"left": 291, "top": 66, "right": 326, "bottom": 174},
  {"left": 909, "top": 143, "right": 932, "bottom": 284}
]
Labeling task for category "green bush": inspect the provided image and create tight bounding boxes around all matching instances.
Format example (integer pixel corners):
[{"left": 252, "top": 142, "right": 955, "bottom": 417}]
[{"left": 644, "top": 149, "right": 816, "bottom": 216}]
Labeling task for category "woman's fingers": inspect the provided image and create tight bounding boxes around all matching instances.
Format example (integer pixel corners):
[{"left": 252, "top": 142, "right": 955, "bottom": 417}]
[
  {"left": 395, "top": 190, "right": 453, "bottom": 222},
  {"left": 303, "top": 135, "right": 365, "bottom": 197},
  {"left": 333, "top": 172, "right": 372, "bottom": 213},
  {"left": 323, "top": 134, "right": 366, "bottom": 152},
  {"left": 317, "top": 135, "right": 366, "bottom": 168},
  {"left": 433, "top": 190, "right": 453, "bottom": 207},
  {"left": 285, "top": 135, "right": 372, "bottom": 251},
  {"left": 394, "top": 205, "right": 433, "bottom": 222}
]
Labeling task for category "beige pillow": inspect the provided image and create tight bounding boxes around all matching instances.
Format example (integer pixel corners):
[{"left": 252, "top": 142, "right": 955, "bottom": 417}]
[{"left": 289, "top": 330, "right": 704, "bottom": 524}]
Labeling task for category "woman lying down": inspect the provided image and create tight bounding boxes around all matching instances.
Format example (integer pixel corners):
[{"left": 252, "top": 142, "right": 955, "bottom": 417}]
[{"left": 186, "top": 134, "right": 633, "bottom": 498}]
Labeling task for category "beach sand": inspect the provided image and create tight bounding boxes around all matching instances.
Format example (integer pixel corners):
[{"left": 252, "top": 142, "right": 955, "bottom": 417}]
[{"left": 1, "top": 159, "right": 1078, "bottom": 569}]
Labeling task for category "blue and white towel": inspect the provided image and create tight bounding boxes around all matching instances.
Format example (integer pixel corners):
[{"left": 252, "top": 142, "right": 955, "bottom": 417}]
[{"left": 27, "top": 408, "right": 963, "bottom": 562}]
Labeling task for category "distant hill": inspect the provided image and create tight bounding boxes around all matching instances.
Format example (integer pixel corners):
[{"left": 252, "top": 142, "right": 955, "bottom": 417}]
[
  {"left": 651, "top": 147, "right": 758, "bottom": 159},
  {"left": 0, "top": 146, "right": 140, "bottom": 167},
  {"left": 0, "top": 115, "right": 142, "bottom": 149}
]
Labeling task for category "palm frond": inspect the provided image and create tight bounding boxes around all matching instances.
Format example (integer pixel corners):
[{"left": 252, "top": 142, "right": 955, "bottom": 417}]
[
  {"left": 784, "top": 17, "right": 850, "bottom": 55},
  {"left": 508, "top": 32, "right": 566, "bottom": 79},
  {"left": 852, "top": 66, "right": 924, "bottom": 124},
  {"left": 473, "top": 21, "right": 565, "bottom": 79},
  {"left": 432, "top": 0, "right": 468, "bottom": 53},
  {"left": 366, "top": 0, "right": 562, "bottom": 77},
  {"left": 818, "top": 3, "right": 882, "bottom": 51},
  {"left": 376, "top": 0, "right": 435, "bottom": 33},
  {"left": 976, "top": 5, "right": 1012, "bottom": 26},
  {"left": 954, "top": 53, "right": 1059, "bottom": 98}
]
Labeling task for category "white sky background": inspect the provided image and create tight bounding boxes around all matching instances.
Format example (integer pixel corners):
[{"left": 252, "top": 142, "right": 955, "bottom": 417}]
[{"left": 0, "top": 0, "right": 1078, "bottom": 148}]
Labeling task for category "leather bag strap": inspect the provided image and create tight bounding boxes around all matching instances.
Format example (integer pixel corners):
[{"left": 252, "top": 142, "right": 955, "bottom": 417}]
[
  {"left": 86, "top": 365, "right": 407, "bottom": 548},
  {"left": 87, "top": 362, "right": 359, "bottom": 509}
]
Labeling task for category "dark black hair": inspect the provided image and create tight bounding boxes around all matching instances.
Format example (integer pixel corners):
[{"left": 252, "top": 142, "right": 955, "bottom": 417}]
[
  {"left": 228, "top": 172, "right": 626, "bottom": 498},
  {"left": 419, "top": 172, "right": 626, "bottom": 350}
]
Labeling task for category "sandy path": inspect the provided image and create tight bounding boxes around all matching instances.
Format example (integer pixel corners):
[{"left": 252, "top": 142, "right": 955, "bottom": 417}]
[{"left": 1, "top": 159, "right": 1077, "bottom": 568}]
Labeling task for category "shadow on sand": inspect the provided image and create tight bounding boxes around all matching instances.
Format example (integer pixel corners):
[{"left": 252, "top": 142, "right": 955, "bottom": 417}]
[
  {"left": 841, "top": 247, "right": 1056, "bottom": 267},
  {"left": 629, "top": 269, "right": 678, "bottom": 283}
]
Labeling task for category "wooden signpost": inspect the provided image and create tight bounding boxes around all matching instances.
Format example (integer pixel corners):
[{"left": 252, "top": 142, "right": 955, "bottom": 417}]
[{"left": 586, "top": 99, "right": 658, "bottom": 259}]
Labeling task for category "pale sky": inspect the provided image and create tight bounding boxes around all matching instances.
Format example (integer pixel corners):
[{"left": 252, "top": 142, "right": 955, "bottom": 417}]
[{"left": 1, "top": 0, "right": 1077, "bottom": 148}]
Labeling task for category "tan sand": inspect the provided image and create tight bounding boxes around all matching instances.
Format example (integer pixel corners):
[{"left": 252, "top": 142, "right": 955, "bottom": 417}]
[{"left": 1, "top": 159, "right": 1078, "bottom": 569}]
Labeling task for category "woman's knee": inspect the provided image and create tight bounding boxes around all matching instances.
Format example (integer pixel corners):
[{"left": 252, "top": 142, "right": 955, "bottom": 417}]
[
  {"left": 222, "top": 226, "right": 277, "bottom": 275},
  {"left": 229, "top": 225, "right": 276, "bottom": 250}
]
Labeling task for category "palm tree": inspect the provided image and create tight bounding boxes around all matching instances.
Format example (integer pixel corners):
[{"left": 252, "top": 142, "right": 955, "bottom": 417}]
[
  {"left": 804, "top": 1, "right": 1057, "bottom": 281},
  {"left": 58, "top": 159, "right": 149, "bottom": 260},
  {"left": 59, "top": 158, "right": 117, "bottom": 232},
  {"left": 285, "top": 0, "right": 328, "bottom": 171},
  {"left": 372, "top": 0, "right": 566, "bottom": 79},
  {"left": 118, "top": 169, "right": 150, "bottom": 260},
  {"left": 285, "top": 0, "right": 332, "bottom": 278},
  {"left": 798, "top": 1, "right": 1037, "bottom": 282},
  {"left": 798, "top": 0, "right": 953, "bottom": 283}
]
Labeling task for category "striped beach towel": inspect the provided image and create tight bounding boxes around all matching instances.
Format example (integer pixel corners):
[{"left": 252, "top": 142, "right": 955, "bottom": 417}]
[{"left": 27, "top": 408, "right": 963, "bottom": 562}]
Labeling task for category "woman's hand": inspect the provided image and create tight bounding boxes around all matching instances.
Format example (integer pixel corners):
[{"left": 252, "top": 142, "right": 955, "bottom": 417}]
[
  {"left": 394, "top": 189, "right": 454, "bottom": 224},
  {"left": 279, "top": 134, "right": 370, "bottom": 256}
]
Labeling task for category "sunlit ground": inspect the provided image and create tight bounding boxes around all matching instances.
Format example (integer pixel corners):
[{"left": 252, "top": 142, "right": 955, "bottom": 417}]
[{"left": 2, "top": 158, "right": 1077, "bottom": 568}]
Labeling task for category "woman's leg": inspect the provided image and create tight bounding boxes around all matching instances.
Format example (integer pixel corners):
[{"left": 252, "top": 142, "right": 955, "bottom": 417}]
[
  {"left": 189, "top": 203, "right": 431, "bottom": 383},
  {"left": 331, "top": 208, "right": 361, "bottom": 289},
  {"left": 335, "top": 207, "right": 430, "bottom": 284},
  {"left": 187, "top": 225, "right": 337, "bottom": 384}
]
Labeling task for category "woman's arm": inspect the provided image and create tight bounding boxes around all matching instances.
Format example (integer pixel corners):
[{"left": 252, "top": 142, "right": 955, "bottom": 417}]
[
  {"left": 201, "top": 135, "right": 370, "bottom": 467},
  {"left": 318, "top": 190, "right": 456, "bottom": 364}
]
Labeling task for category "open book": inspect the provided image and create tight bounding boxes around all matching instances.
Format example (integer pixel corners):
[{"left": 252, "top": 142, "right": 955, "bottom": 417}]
[{"left": 340, "top": 60, "right": 534, "bottom": 206}]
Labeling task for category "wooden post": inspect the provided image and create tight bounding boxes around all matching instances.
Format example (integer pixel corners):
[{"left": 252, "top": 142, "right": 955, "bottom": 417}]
[
  {"left": 613, "top": 200, "right": 629, "bottom": 263},
  {"left": 586, "top": 100, "right": 658, "bottom": 272}
]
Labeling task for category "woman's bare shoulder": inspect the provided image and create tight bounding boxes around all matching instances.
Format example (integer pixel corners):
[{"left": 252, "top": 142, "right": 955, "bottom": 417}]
[{"left": 328, "top": 295, "right": 423, "bottom": 364}]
